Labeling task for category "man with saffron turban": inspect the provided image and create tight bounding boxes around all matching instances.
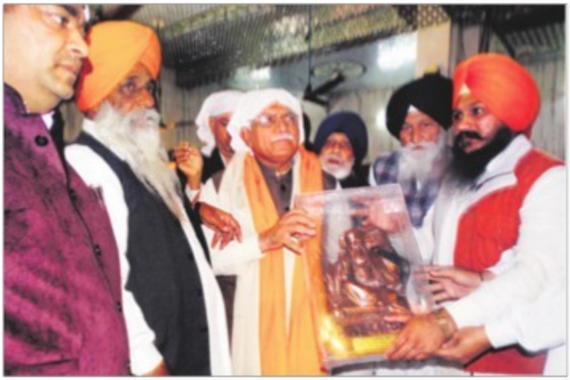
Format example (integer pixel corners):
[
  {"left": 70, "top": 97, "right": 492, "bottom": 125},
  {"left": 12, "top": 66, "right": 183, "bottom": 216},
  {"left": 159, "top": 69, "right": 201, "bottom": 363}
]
[
  {"left": 65, "top": 21, "right": 231, "bottom": 376},
  {"left": 314, "top": 111, "right": 369, "bottom": 188},
  {"left": 370, "top": 53, "right": 565, "bottom": 375},
  {"left": 370, "top": 73, "right": 452, "bottom": 227},
  {"left": 199, "top": 88, "right": 336, "bottom": 375}
]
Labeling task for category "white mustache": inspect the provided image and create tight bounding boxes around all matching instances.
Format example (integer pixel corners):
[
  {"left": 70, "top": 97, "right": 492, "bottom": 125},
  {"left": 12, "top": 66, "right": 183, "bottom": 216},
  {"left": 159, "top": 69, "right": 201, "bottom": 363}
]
[
  {"left": 323, "top": 154, "right": 347, "bottom": 166},
  {"left": 270, "top": 133, "right": 295, "bottom": 143},
  {"left": 406, "top": 141, "right": 436, "bottom": 150}
]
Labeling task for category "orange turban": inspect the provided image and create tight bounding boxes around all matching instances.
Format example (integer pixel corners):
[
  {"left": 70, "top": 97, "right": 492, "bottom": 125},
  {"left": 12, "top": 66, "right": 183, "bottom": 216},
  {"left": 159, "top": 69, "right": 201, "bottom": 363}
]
[
  {"left": 453, "top": 53, "right": 540, "bottom": 134},
  {"left": 76, "top": 21, "right": 161, "bottom": 112}
]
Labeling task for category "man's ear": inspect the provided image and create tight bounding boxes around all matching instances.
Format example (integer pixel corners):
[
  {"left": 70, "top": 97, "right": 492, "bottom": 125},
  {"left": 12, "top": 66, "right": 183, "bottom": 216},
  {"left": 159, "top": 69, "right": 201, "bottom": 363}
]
[
  {"left": 240, "top": 127, "right": 253, "bottom": 148},
  {"left": 208, "top": 116, "right": 216, "bottom": 133}
]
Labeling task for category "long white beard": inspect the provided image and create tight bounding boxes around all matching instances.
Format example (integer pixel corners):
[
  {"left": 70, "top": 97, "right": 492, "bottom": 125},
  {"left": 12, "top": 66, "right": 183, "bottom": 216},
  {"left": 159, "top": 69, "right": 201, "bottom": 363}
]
[
  {"left": 320, "top": 153, "right": 354, "bottom": 180},
  {"left": 90, "top": 101, "right": 184, "bottom": 220},
  {"left": 397, "top": 133, "right": 446, "bottom": 187}
]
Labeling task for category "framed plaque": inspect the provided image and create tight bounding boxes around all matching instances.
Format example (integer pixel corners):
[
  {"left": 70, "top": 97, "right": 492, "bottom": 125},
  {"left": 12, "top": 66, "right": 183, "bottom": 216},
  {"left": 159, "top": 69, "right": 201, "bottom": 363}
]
[{"left": 295, "top": 184, "right": 433, "bottom": 370}]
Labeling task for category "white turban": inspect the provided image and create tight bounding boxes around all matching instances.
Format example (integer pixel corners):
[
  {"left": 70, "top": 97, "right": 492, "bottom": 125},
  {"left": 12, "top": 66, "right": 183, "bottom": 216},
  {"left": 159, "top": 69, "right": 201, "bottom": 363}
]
[
  {"left": 196, "top": 90, "right": 244, "bottom": 157},
  {"left": 227, "top": 88, "right": 305, "bottom": 153}
]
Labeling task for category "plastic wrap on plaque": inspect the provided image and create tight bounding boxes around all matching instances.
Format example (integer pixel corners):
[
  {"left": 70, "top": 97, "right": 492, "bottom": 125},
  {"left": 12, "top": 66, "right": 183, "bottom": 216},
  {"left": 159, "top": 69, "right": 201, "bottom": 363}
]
[{"left": 295, "top": 184, "right": 433, "bottom": 369}]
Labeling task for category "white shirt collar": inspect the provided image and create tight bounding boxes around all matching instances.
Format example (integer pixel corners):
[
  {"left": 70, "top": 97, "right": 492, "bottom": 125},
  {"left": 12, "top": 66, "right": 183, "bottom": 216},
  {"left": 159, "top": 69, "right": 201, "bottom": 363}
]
[
  {"left": 476, "top": 134, "right": 532, "bottom": 186},
  {"left": 41, "top": 111, "right": 55, "bottom": 131}
]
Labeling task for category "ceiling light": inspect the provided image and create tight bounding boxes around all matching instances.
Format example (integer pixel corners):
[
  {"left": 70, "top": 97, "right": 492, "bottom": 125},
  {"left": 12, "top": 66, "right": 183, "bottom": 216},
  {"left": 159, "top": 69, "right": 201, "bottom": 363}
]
[
  {"left": 251, "top": 66, "right": 271, "bottom": 81},
  {"left": 312, "top": 60, "right": 365, "bottom": 80},
  {"left": 377, "top": 33, "right": 417, "bottom": 72}
]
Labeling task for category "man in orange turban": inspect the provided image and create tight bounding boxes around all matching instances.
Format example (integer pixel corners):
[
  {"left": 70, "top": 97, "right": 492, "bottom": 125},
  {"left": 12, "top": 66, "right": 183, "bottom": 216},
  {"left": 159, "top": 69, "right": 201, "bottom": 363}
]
[
  {"left": 65, "top": 21, "right": 233, "bottom": 376},
  {"left": 75, "top": 20, "right": 161, "bottom": 114},
  {"left": 452, "top": 53, "right": 540, "bottom": 136},
  {"left": 367, "top": 53, "right": 565, "bottom": 375}
]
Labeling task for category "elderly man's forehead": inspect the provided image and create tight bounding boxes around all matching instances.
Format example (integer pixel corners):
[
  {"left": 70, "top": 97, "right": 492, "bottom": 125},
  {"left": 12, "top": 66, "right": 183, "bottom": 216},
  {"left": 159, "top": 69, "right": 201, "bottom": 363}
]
[
  {"left": 211, "top": 111, "right": 232, "bottom": 119},
  {"left": 405, "top": 108, "right": 437, "bottom": 121},
  {"left": 258, "top": 101, "right": 294, "bottom": 114},
  {"left": 327, "top": 132, "right": 349, "bottom": 141}
]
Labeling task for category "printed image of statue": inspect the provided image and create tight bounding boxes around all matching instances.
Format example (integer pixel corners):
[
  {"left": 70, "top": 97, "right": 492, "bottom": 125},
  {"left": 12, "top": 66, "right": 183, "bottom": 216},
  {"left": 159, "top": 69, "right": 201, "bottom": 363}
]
[
  {"left": 296, "top": 185, "right": 433, "bottom": 367},
  {"left": 323, "top": 216, "right": 410, "bottom": 338}
]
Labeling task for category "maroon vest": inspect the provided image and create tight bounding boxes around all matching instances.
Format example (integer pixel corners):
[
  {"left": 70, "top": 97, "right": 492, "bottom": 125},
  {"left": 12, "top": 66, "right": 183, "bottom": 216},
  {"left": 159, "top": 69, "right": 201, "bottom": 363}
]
[{"left": 4, "top": 85, "right": 129, "bottom": 375}]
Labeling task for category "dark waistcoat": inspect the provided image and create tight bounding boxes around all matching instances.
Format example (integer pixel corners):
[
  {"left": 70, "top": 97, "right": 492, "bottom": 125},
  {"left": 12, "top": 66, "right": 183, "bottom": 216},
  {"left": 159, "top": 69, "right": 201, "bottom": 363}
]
[{"left": 75, "top": 132, "right": 211, "bottom": 375}]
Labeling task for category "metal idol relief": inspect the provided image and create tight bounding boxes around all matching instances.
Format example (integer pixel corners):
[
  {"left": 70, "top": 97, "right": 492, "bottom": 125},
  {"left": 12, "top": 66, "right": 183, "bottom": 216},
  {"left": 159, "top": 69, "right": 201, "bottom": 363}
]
[{"left": 295, "top": 184, "right": 433, "bottom": 369}]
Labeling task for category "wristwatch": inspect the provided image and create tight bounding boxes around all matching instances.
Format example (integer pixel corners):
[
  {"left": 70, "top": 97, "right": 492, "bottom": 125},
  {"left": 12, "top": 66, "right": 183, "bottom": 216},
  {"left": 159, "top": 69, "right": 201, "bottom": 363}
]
[{"left": 433, "top": 309, "right": 454, "bottom": 341}]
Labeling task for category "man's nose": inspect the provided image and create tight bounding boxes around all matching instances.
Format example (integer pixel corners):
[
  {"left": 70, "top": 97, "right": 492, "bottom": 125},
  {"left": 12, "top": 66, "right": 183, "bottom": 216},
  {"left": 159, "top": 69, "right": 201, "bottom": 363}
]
[
  {"left": 453, "top": 116, "right": 473, "bottom": 134},
  {"left": 68, "top": 27, "right": 88, "bottom": 59},
  {"left": 330, "top": 142, "right": 341, "bottom": 153},
  {"left": 275, "top": 116, "right": 289, "bottom": 132},
  {"left": 139, "top": 90, "right": 155, "bottom": 109},
  {"left": 410, "top": 127, "right": 421, "bottom": 144}
]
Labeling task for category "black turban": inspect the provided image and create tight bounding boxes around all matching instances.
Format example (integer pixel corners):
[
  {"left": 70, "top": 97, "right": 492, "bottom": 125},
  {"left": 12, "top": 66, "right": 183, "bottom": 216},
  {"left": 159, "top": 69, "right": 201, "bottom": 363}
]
[
  {"left": 386, "top": 73, "right": 452, "bottom": 140},
  {"left": 314, "top": 111, "right": 368, "bottom": 164}
]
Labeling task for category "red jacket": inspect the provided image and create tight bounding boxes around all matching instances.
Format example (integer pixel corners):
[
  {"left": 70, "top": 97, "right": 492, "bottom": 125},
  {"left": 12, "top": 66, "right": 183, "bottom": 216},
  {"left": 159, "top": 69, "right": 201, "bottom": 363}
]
[{"left": 454, "top": 148, "right": 562, "bottom": 374}]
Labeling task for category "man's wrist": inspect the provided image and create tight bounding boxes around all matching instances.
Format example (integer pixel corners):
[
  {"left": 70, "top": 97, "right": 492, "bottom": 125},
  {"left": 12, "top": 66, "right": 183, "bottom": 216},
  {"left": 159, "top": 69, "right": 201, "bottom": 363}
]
[
  {"left": 432, "top": 308, "right": 456, "bottom": 341},
  {"left": 478, "top": 270, "right": 485, "bottom": 284},
  {"left": 479, "top": 269, "right": 494, "bottom": 283}
]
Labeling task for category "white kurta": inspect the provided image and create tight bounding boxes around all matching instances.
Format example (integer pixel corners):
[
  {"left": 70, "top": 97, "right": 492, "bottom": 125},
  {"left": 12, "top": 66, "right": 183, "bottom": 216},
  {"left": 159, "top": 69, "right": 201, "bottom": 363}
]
[
  {"left": 65, "top": 122, "right": 232, "bottom": 375},
  {"left": 485, "top": 277, "right": 566, "bottom": 375},
  {"left": 200, "top": 151, "right": 304, "bottom": 375},
  {"left": 415, "top": 135, "right": 566, "bottom": 373}
]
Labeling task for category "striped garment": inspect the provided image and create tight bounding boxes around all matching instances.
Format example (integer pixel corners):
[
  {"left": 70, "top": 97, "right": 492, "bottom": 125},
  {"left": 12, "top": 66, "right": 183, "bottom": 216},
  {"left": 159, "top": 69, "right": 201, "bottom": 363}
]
[{"left": 370, "top": 150, "right": 449, "bottom": 227}]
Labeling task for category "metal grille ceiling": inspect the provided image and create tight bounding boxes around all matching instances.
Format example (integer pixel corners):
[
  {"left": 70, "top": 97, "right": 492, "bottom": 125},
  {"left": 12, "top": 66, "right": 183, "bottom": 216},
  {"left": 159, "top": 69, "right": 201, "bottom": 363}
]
[
  {"left": 97, "top": 4, "right": 449, "bottom": 89},
  {"left": 95, "top": 4, "right": 564, "bottom": 90},
  {"left": 442, "top": 5, "right": 565, "bottom": 59}
]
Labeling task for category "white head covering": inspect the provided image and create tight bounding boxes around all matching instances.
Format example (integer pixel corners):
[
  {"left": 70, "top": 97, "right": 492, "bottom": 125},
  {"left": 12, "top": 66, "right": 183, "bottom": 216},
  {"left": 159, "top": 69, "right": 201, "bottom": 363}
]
[
  {"left": 196, "top": 90, "right": 244, "bottom": 157},
  {"left": 227, "top": 88, "right": 305, "bottom": 154}
]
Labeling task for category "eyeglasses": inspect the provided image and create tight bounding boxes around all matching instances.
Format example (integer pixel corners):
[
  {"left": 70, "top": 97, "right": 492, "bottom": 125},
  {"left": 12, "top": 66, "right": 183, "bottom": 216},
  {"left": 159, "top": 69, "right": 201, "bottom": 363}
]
[
  {"left": 118, "top": 78, "right": 156, "bottom": 99},
  {"left": 251, "top": 112, "right": 299, "bottom": 128},
  {"left": 323, "top": 139, "right": 352, "bottom": 151}
]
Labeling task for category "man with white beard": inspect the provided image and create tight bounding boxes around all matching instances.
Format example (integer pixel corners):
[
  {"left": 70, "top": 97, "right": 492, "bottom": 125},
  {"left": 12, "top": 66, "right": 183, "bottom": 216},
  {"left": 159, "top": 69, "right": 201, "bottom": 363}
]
[
  {"left": 65, "top": 21, "right": 231, "bottom": 376},
  {"left": 369, "top": 73, "right": 452, "bottom": 227},
  {"left": 314, "top": 111, "right": 369, "bottom": 188},
  {"left": 370, "top": 53, "right": 565, "bottom": 376}
]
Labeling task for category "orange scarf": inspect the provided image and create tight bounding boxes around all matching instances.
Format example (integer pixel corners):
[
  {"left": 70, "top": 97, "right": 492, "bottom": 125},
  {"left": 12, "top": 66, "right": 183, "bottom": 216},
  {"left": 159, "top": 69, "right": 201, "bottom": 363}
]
[{"left": 244, "top": 147, "right": 324, "bottom": 375}]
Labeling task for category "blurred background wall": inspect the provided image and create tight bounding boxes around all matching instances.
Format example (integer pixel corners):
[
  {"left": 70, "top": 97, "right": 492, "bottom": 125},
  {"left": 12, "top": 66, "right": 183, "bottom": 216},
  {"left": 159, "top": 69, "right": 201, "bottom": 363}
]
[{"left": 61, "top": 4, "right": 565, "bottom": 162}]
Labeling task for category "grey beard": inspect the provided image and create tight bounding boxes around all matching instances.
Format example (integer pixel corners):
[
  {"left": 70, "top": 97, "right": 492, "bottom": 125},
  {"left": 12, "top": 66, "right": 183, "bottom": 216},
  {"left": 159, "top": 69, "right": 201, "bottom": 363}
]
[
  {"left": 397, "top": 133, "right": 446, "bottom": 188},
  {"left": 89, "top": 101, "right": 184, "bottom": 221},
  {"left": 319, "top": 154, "right": 354, "bottom": 180}
]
